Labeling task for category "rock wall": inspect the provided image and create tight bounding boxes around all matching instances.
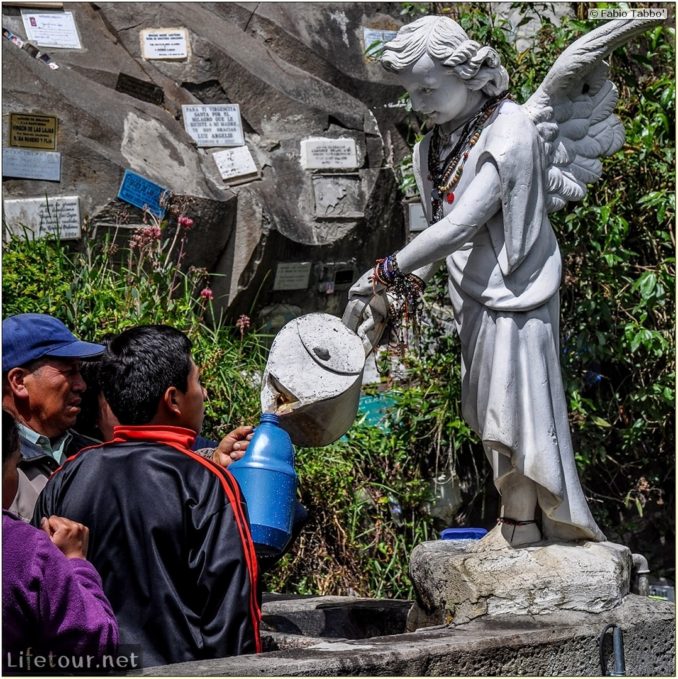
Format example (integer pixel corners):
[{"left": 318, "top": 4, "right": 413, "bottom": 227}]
[{"left": 2, "top": 2, "right": 410, "bottom": 324}]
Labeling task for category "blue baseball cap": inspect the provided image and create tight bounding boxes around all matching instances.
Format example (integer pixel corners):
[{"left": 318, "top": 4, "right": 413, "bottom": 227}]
[{"left": 2, "top": 313, "right": 105, "bottom": 372}]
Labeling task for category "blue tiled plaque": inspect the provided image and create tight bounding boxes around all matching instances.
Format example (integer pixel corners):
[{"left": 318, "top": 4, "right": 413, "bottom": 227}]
[{"left": 117, "top": 169, "right": 169, "bottom": 217}]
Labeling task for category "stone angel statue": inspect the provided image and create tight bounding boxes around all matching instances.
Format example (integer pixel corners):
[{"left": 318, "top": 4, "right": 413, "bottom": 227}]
[{"left": 343, "top": 15, "right": 663, "bottom": 547}]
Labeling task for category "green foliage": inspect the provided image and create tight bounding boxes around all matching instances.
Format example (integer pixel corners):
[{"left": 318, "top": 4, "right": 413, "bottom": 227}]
[
  {"left": 265, "top": 421, "right": 434, "bottom": 598},
  {"left": 2, "top": 210, "right": 265, "bottom": 438}
]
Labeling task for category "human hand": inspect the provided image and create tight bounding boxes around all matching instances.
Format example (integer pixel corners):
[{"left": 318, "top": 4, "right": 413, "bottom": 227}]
[
  {"left": 212, "top": 425, "right": 255, "bottom": 467},
  {"left": 40, "top": 515, "right": 89, "bottom": 560}
]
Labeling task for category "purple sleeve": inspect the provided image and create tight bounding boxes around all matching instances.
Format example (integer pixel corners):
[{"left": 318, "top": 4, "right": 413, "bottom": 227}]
[{"left": 34, "top": 536, "right": 119, "bottom": 658}]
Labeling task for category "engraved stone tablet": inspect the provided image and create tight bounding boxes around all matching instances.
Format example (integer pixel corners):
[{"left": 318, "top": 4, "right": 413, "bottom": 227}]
[
  {"left": 2, "top": 148, "right": 61, "bottom": 181},
  {"left": 117, "top": 169, "right": 169, "bottom": 218},
  {"left": 212, "top": 146, "right": 258, "bottom": 182},
  {"left": 273, "top": 262, "right": 312, "bottom": 291},
  {"left": 9, "top": 114, "right": 58, "bottom": 150},
  {"left": 300, "top": 138, "right": 358, "bottom": 170},
  {"left": 407, "top": 202, "right": 429, "bottom": 233},
  {"left": 182, "top": 105, "right": 244, "bottom": 147},
  {"left": 312, "top": 175, "right": 364, "bottom": 219},
  {"left": 3, "top": 195, "right": 81, "bottom": 240},
  {"left": 115, "top": 73, "right": 164, "bottom": 106},
  {"left": 21, "top": 10, "right": 82, "bottom": 49},
  {"left": 141, "top": 28, "right": 189, "bottom": 60}
]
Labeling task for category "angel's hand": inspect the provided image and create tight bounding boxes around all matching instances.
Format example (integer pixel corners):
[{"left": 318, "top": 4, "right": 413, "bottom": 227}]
[
  {"left": 347, "top": 267, "right": 383, "bottom": 299},
  {"left": 342, "top": 291, "right": 389, "bottom": 355}
]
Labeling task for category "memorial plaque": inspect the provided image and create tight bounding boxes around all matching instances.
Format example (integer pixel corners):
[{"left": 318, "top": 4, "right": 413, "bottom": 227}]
[
  {"left": 182, "top": 105, "right": 244, "bottom": 147},
  {"left": 2, "top": 148, "right": 61, "bottom": 181},
  {"left": 273, "top": 262, "right": 312, "bottom": 291},
  {"left": 21, "top": 10, "right": 82, "bottom": 49},
  {"left": 362, "top": 27, "right": 398, "bottom": 59},
  {"left": 9, "top": 113, "right": 58, "bottom": 150},
  {"left": 407, "top": 202, "right": 429, "bottom": 233},
  {"left": 312, "top": 175, "right": 364, "bottom": 219},
  {"left": 3, "top": 195, "right": 81, "bottom": 240},
  {"left": 301, "top": 138, "right": 358, "bottom": 170},
  {"left": 117, "top": 169, "right": 169, "bottom": 218},
  {"left": 115, "top": 73, "right": 164, "bottom": 106},
  {"left": 141, "top": 28, "right": 189, "bottom": 60},
  {"left": 212, "top": 146, "right": 258, "bottom": 182}
]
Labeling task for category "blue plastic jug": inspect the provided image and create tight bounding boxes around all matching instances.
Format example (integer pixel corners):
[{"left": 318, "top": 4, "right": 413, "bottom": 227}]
[{"left": 228, "top": 413, "right": 297, "bottom": 557}]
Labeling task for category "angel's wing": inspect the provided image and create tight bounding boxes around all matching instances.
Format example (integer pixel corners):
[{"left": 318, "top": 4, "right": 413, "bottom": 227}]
[{"left": 522, "top": 18, "right": 663, "bottom": 213}]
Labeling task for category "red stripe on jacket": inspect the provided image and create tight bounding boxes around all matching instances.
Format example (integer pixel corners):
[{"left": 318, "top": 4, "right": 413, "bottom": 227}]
[{"left": 50, "top": 425, "right": 262, "bottom": 653}]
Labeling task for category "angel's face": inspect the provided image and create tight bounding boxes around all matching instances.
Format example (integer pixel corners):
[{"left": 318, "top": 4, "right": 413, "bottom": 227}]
[{"left": 399, "top": 54, "right": 474, "bottom": 127}]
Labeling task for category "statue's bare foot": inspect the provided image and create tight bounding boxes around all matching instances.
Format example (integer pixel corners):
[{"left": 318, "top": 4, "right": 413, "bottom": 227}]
[{"left": 469, "top": 522, "right": 542, "bottom": 552}]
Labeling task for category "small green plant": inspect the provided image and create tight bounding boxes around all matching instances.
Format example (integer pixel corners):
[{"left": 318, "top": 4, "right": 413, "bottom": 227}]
[{"left": 2, "top": 202, "right": 266, "bottom": 439}]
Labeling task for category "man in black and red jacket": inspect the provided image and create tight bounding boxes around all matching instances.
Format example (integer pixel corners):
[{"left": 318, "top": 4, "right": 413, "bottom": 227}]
[{"left": 32, "top": 325, "right": 261, "bottom": 668}]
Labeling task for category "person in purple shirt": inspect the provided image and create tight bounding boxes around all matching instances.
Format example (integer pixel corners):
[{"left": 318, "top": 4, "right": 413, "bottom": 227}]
[{"left": 2, "top": 409, "right": 119, "bottom": 674}]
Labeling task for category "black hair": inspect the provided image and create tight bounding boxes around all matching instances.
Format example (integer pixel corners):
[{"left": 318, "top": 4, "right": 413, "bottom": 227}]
[
  {"left": 99, "top": 325, "right": 193, "bottom": 426},
  {"left": 3, "top": 409, "right": 19, "bottom": 464}
]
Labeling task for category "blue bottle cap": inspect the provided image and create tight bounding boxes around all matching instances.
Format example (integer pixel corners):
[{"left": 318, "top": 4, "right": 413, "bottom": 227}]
[{"left": 440, "top": 527, "right": 488, "bottom": 540}]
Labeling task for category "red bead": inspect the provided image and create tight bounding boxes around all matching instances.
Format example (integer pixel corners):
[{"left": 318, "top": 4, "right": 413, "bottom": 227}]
[{"left": 446, "top": 192, "right": 455, "bottom": 204}]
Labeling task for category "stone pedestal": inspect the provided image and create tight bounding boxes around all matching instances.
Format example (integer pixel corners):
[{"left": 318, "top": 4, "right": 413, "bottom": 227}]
[{"left": 408, "top": 539, "right": 632, "bottom": 629}]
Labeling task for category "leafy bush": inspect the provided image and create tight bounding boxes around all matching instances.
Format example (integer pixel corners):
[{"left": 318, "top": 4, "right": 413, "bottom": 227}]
[{"left": 2, "top": 208, "right": 265, "bottom": 437}]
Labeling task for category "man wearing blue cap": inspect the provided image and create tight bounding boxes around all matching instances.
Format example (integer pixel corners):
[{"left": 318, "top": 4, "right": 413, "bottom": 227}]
[{"left": 2, "top": 313, "right": 105, "bottom": 521}]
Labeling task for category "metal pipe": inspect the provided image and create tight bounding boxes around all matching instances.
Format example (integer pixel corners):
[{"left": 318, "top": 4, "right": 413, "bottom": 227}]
[
  {"left": 612, "top": 625, "right": 626, "bottom": 676},
  {"left": 631, "top": 553, "right": 650, "bottom": 596},
  {"left": 600, "top": 623, "right": 626, "bottom": 676}
]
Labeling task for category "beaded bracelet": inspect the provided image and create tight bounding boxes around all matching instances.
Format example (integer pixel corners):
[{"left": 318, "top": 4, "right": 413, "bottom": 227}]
[{"left": 370, "top": 254, "right": 426, "bottom": 350}]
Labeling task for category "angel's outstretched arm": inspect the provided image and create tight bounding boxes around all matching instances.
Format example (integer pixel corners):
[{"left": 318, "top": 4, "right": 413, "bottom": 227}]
[
  {"left": 348, "top": 161, "right": 501, "bottom": 297},
  {"left": 396, "top": 161, "right": 502, "bottom": 275}
]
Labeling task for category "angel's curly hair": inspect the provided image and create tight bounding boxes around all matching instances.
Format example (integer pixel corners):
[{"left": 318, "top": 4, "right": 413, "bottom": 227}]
[{"left": 381, "top": 16, "right": 509, "bottom": 97}]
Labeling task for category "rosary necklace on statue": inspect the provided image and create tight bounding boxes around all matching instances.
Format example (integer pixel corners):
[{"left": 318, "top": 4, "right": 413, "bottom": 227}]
[{"left": 428, "top": 91, "right": 509, "bottom": 223}]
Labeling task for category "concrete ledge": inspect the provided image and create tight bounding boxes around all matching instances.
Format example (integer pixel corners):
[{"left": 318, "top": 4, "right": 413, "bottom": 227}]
[{"left": 137, "top": 595, "right": 675, "bottom": 676}]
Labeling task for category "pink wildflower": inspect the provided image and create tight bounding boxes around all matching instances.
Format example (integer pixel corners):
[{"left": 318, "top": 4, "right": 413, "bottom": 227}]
[
  {"left": 130, "top": 225, "right": 162, "bottom": 249},
  {"left": 199, "top": 287, "right": 214, "bottom": 301},
  {"left": 235, "top": 314, "right": 251, "bottom": 339},
  {"left": 236, "top": 315, "right": 251, "bottom": 332},
  {"left": 178, "top": 215, "right": 194, "bottom": 229}
]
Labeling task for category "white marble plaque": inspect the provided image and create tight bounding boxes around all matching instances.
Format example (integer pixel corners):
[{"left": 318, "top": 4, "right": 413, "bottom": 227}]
[
  {"left": 3, "top": 195, "right": 81, "bottom": 240},
  {"left": 407, "top": 202, "right": 429, "bottom": 232},
  {"left": 212, "top": 146, "right": 258, "bottom": 181},
  {"left": 141, "top": 28, "right": 189, "bottom": 60},
  {"left": 21, "top": 11, "right": 82, "bottom": 49},
  {"left": 182, "top": 105, "right": 244, "bottom": 147},
  {"left": 300, "top": 138, "right": 358, "bottom": 170},
  {"left": 273, "top": 262, "right": 312, "bottom": 291},
  {"left": 3, "top": 148, "right": 61, "bottom": 181}
]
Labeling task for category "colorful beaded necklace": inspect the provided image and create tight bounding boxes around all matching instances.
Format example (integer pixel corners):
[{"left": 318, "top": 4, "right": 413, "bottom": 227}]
[{"left": 428, "top": 91, "right": 509, "bottom": 222}]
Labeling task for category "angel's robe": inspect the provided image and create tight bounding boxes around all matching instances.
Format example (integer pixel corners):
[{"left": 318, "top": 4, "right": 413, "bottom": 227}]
[{"left": 413, "top": 100, "right": 606, "bottom": 541}]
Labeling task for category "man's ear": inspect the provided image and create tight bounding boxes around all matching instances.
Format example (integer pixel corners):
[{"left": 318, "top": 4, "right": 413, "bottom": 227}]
[
  {"left": 5, "top": 368, "right": 30, "bottom": 399},
  {"left": 162, "top": 385, "right": 182, "bottom": 418}
]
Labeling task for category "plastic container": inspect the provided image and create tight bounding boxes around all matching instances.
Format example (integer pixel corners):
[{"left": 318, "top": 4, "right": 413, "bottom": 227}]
[
  {"left": 229, "top": 413, "right": 297, "bottom": 557},
  {"left": 648, "top": 583, "right": 675, "bottom": 602},
  {"left": 440, "top": 527, "right": 488, "bottom": 540}
]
